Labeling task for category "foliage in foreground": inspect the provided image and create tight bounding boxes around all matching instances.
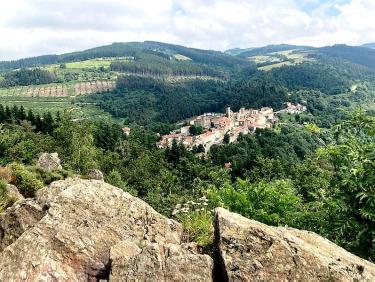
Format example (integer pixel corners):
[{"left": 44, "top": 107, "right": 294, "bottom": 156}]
[
  {"left": 176, "top": 210, "right": 213, "bottom": 248},
  {"left": 8, "top": 163, "right": 44, "bottom": 198},
  {"left": 206, "top": 111, "right": 375, "bottom": 261},
  {"left": 0, "top": 180, "right": 14, "bottom": 213}
]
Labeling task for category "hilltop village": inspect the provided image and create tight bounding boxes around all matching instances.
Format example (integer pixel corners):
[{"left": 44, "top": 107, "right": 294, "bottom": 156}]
[{"left": 157, "top": 103, "right": 306, "bottom": 152}]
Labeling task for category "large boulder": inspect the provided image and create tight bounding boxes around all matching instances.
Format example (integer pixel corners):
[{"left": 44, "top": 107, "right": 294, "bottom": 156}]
[
  {"left": 0, "top": 178, "right": 212, "bottom": 281},
  {"left": 110, "top": 241, "right": 213, "bottom": 281},
  {"left": 87, "top": 169, "right": 104, "bottom": 181},
  {"left": 4, "top": 184, "right": 24, "bottom": 201},
  {"left": 215, "top": 207, "right": 375, "bottom": 281},
  {"left": 37, "top": 152, "right": 62, "bottom": 171},
  {"left": 0, "top": 199, "right": 44, "bottom": 252},
  {"left": 1, "top": 178, "right": 375, "bottom": 281}
]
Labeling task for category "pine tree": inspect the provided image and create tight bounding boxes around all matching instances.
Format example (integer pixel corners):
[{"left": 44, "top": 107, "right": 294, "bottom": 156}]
[
  {"left": 0, "top": 104, "right": 5, "bottom": 123},
  {"left": 18, "top": 106, "right": 26, "bottom": 121},
  {"left": 26, "top": 109, "right": 36, "bottom": 125},
  {"left": 42, "top": 112, "right": 54, "bottom": 134}
]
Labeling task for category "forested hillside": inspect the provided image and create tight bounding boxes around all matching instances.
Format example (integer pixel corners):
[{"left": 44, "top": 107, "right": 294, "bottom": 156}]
[
  {"left": 0, "top": 41, "right": 250, "bottom": 73},
  {"left": 81, "top": 49, "right": 375, "bottom": 127},
  {"left": 319, "top": 44, "right": 375, "bottom": 70},
  {"left": 0, "top": 68, "right": 58, "bottom": 87},
  {"left": 237, "top": 44, "right": 311, "bottom": 57},
  {"left": 83, "top": 74, "right": 287, "bottom": 124}
]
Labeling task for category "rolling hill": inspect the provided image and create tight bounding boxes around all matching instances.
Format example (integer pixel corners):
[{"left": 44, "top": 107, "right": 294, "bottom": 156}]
[
  {"left": 318, "top": 44, "right": 375, "bottom": 70},
  {"left": 236, "top": 44, "right": 312, "bottom": 58},
  {"left": 225, "top": 47, "right": 255, "bottom": 56},
  {"left": 0, "top": 41, "right": 251, "bottom": 72},
  {"left": 361, "top": 43, "right": 375, "bottom": 49}
]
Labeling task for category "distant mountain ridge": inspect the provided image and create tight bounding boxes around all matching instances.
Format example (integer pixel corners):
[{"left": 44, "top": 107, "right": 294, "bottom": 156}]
[
  {"left": 236, "top": 44, "right": 313, "bottom": 57},
  {"left": 225, "top": 47, "right": 255, "bottom": 56},
  {"left": 225, "top": 43, "right": 375, "bottom": 71},
  {"left": 361, "top": 43, "right": 375, "bottom": 49},
  {"left": 2, "top": 41, "right": 375, "bottom": 73},
  {"left": 319, "top": 44, "right": 375, "bottom": 70},
  {"left": 0, "top": 41, "right": 249, "bottom": 72}
]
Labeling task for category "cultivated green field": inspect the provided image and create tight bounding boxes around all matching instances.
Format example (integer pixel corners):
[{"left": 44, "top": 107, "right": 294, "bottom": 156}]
[
  {"left": 250, "top": 49, "right": 313, "bottom": 71},
  {"left": 46, "top": 57, "right": 133, "bottom": 71}
]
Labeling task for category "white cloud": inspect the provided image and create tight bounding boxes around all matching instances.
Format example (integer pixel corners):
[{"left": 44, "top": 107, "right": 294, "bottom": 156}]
[{"left": 0, "top": 0, "right": 373, "bottom": 60}]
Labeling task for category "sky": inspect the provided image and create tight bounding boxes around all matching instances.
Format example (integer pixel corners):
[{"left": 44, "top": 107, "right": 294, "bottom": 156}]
[{"left": 0, "top": 0, "right": 374, "bottom": 60}]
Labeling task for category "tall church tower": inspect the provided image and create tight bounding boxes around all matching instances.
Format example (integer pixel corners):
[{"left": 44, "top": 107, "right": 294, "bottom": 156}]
[{"left": 226, "top": 107, "right": 232, "bottom": 118}]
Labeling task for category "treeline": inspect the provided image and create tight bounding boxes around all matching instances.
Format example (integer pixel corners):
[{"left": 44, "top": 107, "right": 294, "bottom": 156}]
[
  {"left": 266, "top": 62, "right": 352, "bottom": 95},
  {"left": 0, "top": 68, "right": 58, "bottom": 87},
  {"left": 0, "top": 104, "right": 56, "bottom": 134},
  {"left": 209, "top": 125, "right": 325, "bottom": 178},
  {"left": 110, "top": 58, "right": 221, "bottom": 77},
  {"left": 140, "top": 41, "right": 251, "bottom": 69},
  {"left": 0, "top": 55, "right": 58, "bottom": 71}
]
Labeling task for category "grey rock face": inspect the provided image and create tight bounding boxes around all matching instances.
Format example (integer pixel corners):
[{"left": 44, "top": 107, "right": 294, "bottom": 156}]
[
  {"left": 215, "top": 207, "right": 375, "bottom": 281},
  {"left": 0, "top": 178, "right": 212, "bottom": 281},
  {"left": 37, "top": 152, "right": 62, "bottom": 171},
  {"left": 0, "top": 199, "right": 44, "bottom": 252},
  {"left": 1, "top": 178, "right": 375, "bottom": 281},
  {"left": 87, "top": 169, "right": 104, "bottom": 181},
  {"left": 4, "top": 184, "right": 24, "bottom": 202},
  {"left": 110, "top": 241, "right": 213, "bottom": 281}
]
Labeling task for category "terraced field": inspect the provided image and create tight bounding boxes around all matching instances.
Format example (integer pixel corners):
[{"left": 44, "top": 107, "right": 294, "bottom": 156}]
[
  {"left": 73, "top": 80, "right": 116, "bottom": 95},
  {"left": 0, "top": 80, "right": 116, "bottom": 98},
  {"left": 0, "top": 79, "right": 117, "bottom": 119}
]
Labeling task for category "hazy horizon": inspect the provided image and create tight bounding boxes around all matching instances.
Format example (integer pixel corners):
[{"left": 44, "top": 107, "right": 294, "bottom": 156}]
[{"left": 0, "top": 0, "right": 374, "bottom": 60}]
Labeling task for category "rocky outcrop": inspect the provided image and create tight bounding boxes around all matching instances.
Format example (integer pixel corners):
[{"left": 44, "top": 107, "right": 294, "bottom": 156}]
[
  {"left": 87, "top": 169, "right": 104, "bottom": 181},
  {"left": 215, "top": 207, "right": 375, "bottom": 281},
  {"left": 1, "top": 178, "right": 375, "bottom": 281},
  {"left": 4, "top": 184, "right": 24, "bottom": 202},
  {"left": 37, "top": 152, "right": 62, "bottom": 171},
  {"left": 110, "top": 241, "right": 213, "bottom": 281},
  {"left": 0, "top": 199, "right": 44, "bottom": 252},
  {"left": 0, "top": 178, "right": 212, "bottom": 281}
]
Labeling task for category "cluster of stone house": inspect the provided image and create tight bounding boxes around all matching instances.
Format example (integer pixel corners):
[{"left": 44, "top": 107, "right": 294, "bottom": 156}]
[
  {"left": 157, "top": 107, "right": 278, "bottom": 152},
  {"left": 277, "top": 102, "right": 307, "bottom": 114},
  {"left": 122, "top": 127, "right": 131, "bottom": 136}
]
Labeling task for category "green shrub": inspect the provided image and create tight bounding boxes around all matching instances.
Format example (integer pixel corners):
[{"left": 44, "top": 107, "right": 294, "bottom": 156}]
[
  {"left": 0, "top": 180, "right": 7, "bottom": 192},
  {"left": 208, "top": 179, "right": 303, "bottom": 226},
  {"left": 0, "top": 180, "right": 15, "bottom": 213},
  {"left": 8, "top": 163, "right": 43, "bottom": 198},
  {"left": 31, "top": 166, "right": 71, "bottom": 185},
  {"left": 105, "top": 169, "right": 137, "bottom": 195},
  {"left": 176, "top": 210, "right": 214, "bottom": 248}
]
